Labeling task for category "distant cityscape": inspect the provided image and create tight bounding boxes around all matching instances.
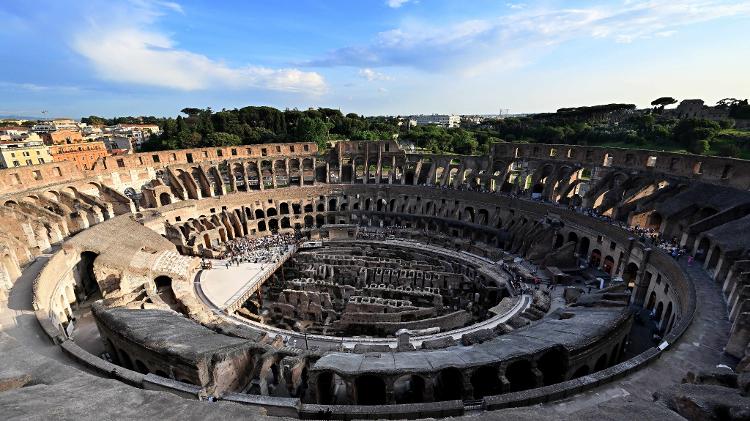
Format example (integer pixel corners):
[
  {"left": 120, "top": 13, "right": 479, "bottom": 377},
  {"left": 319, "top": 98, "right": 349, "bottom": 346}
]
[{"left": 1, "top": 97, "right": 747, "bottom": 170}]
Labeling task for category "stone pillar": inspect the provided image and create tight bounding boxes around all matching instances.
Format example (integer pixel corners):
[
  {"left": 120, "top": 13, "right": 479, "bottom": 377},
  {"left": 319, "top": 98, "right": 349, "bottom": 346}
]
[
  {"left": 312, "top": 157, "right": 317, "bottom": 186},
  {"left": 630, "top": 247, "right": 653, "bottom": 307},
  {"left": 325, "top": 162, "right": 330, "bottom": 184},
  {"left": 616, "top": 237, "right": 636, "bottom": 277},
  {"left": 257, "top": 160, "right": 265, "bottom": 191},
  {"left": 376, "top": 144, "right": 383, "bottom": 184},
  {"left": 285, "top": 158, "right": 290, "bottom": 187},
  {"left": 413, "top": 160, "right": 422, "bottom": 186}
]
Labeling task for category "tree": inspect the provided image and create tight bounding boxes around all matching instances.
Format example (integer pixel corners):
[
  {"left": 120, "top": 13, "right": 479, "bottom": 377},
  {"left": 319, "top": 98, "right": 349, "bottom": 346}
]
[
  {"left": 294, "top": 116, "right": 331, "bottom": 150},
  {"left": 205, "top": 132, "right": 241, "bottom": 147},
  {"left": 651, "top": 97, "right": 678, "bottom": 112}
]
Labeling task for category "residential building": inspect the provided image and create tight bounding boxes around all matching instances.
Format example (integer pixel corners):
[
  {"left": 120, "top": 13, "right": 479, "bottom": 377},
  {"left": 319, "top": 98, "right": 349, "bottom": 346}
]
[
  {"left": 412, "top": 114, "right": 461, "bottom": 128},
  {"left": 49, "top": 140, "right": 109, "bottom": 171},
  {"left": 0, "top": 140, "right": 53, "bottom": 169},
  {"left": 41, "top": 129, "right": 83, "bottom": 145}
]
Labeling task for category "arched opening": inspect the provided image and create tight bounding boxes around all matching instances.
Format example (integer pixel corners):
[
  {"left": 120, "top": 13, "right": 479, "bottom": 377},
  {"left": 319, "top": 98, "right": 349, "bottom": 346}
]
[
  {"left": 662, "top": 302, "right": 673, "bottom": 333},
  {"left": 118, "top": 350, "right": 133, "bottom": 370},
  {"left": 154, "top": 275, "right": 171, "bottom": 289},
  {"left": 594, "top": 353, "right": 608, "bottom": 371},
  {"left": 471, "top": 365, "right": 500, "bottom": 398},
  {"left": 257, "top": 220, "right": 267, "bottom": 232},
  {"left": 590, "top": 249, "right": 602, "bottom": 268},
  {"left": 355, "top": 375, "right": 386, "bottom": 405},
  {"left": 603, "top": 255, "right": 615, "bottom": 274},
  {"left": 647, "top": 212, "right": 663, "bottom": 231},
  {"left": 537, "top": 348, "right": 567, "bottom": 385},
  {"left": 554, "top": 233, "right": 564, "bottom": 249},
  {"left": 646, "top": 291, "right": 657, "bottom": 311},
  {"left": 505, "top": 360, "right": 536, "bottom": 392},
  {"left": 135, "top": 360, "right": 149, "bottom": 374},
  {"left": 655, "top": 301, "right": 664, "bottom": 323},
  {"left": 304, "top": 215, "right": 314, "bottom": 228},
  {"left": 435, "top": 368, "right": 463, "bottom": 401},
  {"left": 696, "top": 237, "right": 711, "bottom": 261},
  {"left": 78, "top": 251, "right": 99, "bottom": 297},
  {"left": 578, "top": 237, "right": 590, "bottom": 257},
  {"left": 255, "top": 209, "right": 265, "bottom": 219},
  {"left": 573, "top": 365, "right": 589, "bottom": 378},
  {"left": 707, "top": 246, "right": 721, "bottom": 271},
  {"left": 624, "top": 262, "right": 639, "bottom": 285},
  {"left": 316, "top": 371, "right": 335, "bottom": 404},
  {"left": 393, "top": 375, "right": 426, "bottom": 404},
  {"left": 159, "top": 192, "right": 171, "bottom": 206}
]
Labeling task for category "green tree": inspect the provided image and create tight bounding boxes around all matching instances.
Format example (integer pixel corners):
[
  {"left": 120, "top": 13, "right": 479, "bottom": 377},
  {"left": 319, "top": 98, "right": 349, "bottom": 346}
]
[{"left": 205, "top": 132, "right": 242, "bottom": 147}]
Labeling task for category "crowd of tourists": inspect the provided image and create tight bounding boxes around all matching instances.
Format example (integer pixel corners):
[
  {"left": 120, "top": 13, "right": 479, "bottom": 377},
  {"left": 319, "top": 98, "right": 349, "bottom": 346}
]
[{"left": 218, "top": 231, "right": 302, "bottom": 266}]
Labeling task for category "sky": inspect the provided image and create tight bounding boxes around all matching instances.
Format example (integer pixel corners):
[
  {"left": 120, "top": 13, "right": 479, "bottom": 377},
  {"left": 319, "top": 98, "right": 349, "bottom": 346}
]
[{"left": 0, "top": 0, "right": 749, "bottom": 118}]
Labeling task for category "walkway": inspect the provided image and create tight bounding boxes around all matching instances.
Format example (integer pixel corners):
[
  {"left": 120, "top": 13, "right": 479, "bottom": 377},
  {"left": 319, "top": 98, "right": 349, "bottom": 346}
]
[
  {"left": 542, "top": 259, "right": 732, "bottom": 415},
  {"left": 0, "top": 247, "right": 75, "bottom": 364}
]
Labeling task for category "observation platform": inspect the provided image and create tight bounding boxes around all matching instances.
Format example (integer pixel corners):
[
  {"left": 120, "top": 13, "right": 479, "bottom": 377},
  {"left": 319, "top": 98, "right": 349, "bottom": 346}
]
[{"left": 198, "top": 245, "right": 296, "bottom": 311}]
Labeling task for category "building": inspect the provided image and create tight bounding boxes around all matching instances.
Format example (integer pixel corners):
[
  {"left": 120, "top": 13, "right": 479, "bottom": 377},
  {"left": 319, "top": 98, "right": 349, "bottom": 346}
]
[
  {"left": 49, "top": 140, "right": 108, "bottom": 170},
  {"left": 0, "top": 139, "right": 53, "bottom": 168},
  {"left": 32, "top": 118, "right": 81, "bottom": 133},
  {"left": 674, "top": 99, "right": 730, "bottom": 121},
  {"left": 104, "top": 136, "right": 135, "bottom": 153},
  {"left": 412, "top": 114, "right": 461, "bottom": 128},
  {"left": 41, "top": 129, "right": 83, "bottom": 145}
]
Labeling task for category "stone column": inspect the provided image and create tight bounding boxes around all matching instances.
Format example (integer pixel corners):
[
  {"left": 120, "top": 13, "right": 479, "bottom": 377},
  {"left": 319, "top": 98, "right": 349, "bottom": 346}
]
[
  {"left": 412, "top": 160, "right": 422, "bottom": 185},
  {"left": 376, "top": 144, "right": 383, "bottom": 184},
  {"left": 630, "top": 247, "right": 652, "bottom": 306},
  {"left": 325, "top": 162, "right": 330, "bottom": 184},
  {"left": 285, "top": 158, "right": 290, "bottom": 188},
  {"left": 312, "top": 157, "right": 317, "bottom": 186},
  {"left": 257, "top": 160, "right": 265, "bottom": 191}
]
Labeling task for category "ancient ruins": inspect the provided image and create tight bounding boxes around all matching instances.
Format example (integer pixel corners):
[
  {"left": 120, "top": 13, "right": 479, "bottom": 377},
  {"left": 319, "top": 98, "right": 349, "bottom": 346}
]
[{"left": 1, "top": 140, "right": 750, "bottom": 419}]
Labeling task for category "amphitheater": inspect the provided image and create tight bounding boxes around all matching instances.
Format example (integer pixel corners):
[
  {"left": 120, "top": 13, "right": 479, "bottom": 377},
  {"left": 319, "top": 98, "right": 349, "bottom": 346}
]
[{"left": 1, "top": 140, "right": 749, "bottom": 419}]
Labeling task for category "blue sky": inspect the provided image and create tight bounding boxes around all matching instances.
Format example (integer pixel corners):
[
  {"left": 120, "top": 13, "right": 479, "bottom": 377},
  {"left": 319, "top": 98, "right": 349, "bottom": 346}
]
[{"left": 1, "top": 0, "right": 749, "bottom": 118}]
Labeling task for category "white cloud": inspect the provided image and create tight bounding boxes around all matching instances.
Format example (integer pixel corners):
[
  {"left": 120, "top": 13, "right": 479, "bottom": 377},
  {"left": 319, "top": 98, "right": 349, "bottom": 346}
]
[
  {"left": 358, "top": 68, "right": 392, "bottom": 81},
  {"left": 309, "top": 0, "right": 750, "bottom": 74},
  {"left": 71, "top": 1, "right": 325, "bottom": 93},
  {"left": 386, "top": 0, "right": 410, "bottom": 8}
]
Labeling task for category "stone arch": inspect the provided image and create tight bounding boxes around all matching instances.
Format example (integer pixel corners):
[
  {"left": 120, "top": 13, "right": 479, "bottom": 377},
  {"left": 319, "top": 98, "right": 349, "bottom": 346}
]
[
  {"left": 573, "top": 365, "right": 590, "bottom": 378},
  {"left": 316, "top": 371, "right": 336, "bottom": 404},
  {"left": 662, "top": 302, "right": 673, "bottom": 332},
  {"left": 624, "top": 262, "right": 639, "bottom": 285},
  {"left": 537, "top": 348, "right": 567, "bottom": 386},
  {"left": 355, "top": 375, "right": 386, "bottom": 405},
  {"left": 393, "top": 374, "right": 426, "bottom": 404},
  {"left": 78, "top": 251, "right": 99, "bottom": 296},
  {"left": 505, "top": 360, "right": 536, "bottom": 392},
  {"left": 435, "top": 367, "right": 463, "bottom": 401},
  {"left": 578, "top": 236, "right": 590, "bottom": 256},
  {"left": 603, "top": 255, "right": 615, "bottom": 274},
  {"left": 135, "top": 359, "right": 149, "bottom": 374},
  {"left": 590, "top": 249, "right": 602, "bottom": 267},
  {"left": 471, "top": 365, "right": 500, "bottom": 398},
  {"left": 159, "top": 192, "right": 171, "bottom": 206},
  {"left": 655, "top": 301, "right": 664, "bottom": 323},
  {"left": 594, "top": 353, "right": 608, "bottom": 371},
  {"left": 646, "top": 290, "right": 657, "bottom": 311}
]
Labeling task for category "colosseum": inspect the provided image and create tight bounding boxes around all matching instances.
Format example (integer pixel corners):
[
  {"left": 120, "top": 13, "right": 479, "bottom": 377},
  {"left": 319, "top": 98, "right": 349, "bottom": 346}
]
[{"left": 1, "top": 140, "right": 749, "bottom": 419}]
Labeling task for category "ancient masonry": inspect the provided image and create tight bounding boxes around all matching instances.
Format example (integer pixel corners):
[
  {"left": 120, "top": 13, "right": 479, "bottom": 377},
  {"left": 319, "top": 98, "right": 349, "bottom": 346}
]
[{"left": 1, "top": 140, "right": 750, "bottom": 419}]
